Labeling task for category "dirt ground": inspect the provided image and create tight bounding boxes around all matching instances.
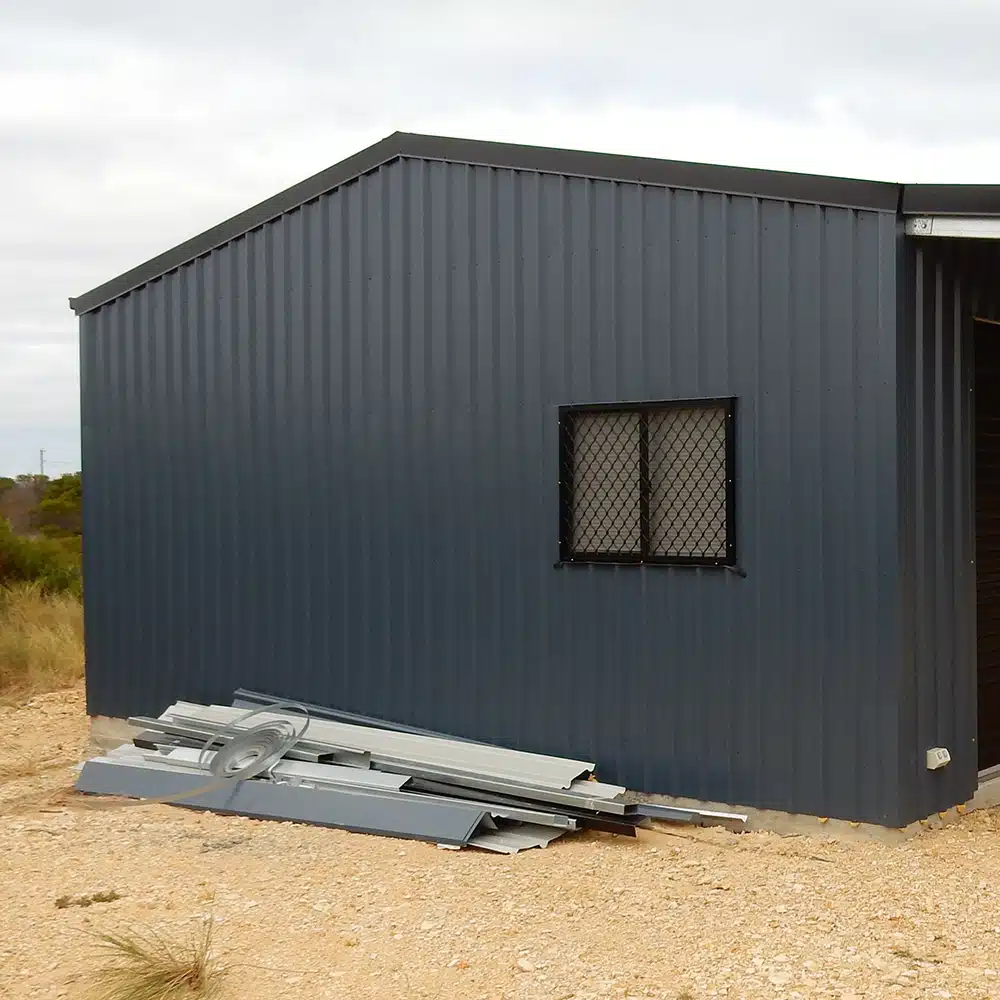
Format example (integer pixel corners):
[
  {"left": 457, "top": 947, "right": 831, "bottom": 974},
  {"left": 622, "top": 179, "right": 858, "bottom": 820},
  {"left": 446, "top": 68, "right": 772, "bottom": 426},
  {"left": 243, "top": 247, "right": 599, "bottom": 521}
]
[{"left": 4, "top": 689, "right": 1000, "bottom": 999}]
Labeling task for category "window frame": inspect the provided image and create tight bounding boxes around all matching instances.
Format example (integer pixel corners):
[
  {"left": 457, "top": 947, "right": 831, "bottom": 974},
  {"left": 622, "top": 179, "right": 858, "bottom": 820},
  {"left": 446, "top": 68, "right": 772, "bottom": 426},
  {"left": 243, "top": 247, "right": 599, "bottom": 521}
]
[{"left": 557, "top": 397, "right": 737, "bottom": 568}]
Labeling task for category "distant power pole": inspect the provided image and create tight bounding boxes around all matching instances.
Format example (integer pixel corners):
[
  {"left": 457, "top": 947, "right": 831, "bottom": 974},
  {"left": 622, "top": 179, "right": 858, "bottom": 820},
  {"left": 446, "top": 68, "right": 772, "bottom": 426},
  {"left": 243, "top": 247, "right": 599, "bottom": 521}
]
[{"left": 39, "top": 449, "right": 45, "bottom": 477}]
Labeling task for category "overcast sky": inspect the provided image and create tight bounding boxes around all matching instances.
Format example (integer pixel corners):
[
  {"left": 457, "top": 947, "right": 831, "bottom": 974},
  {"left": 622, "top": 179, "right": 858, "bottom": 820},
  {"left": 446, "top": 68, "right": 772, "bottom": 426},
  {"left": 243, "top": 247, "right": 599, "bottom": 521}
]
[{"left": 3, "top": 0, "right": 1000, "bottom": 475}]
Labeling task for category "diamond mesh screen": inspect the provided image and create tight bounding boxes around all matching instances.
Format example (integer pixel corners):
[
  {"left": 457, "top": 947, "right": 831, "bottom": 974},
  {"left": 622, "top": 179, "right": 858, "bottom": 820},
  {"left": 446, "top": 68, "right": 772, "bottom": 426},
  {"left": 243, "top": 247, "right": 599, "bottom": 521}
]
[
  {"left": 560, "top": 402, "right": 732, "bottom": 564},
  {"left": 648, "top": 407, "right": 728, "bottom": 559},
  {"left": 570, "top": 411, "right": 642, "bottom": 554}
]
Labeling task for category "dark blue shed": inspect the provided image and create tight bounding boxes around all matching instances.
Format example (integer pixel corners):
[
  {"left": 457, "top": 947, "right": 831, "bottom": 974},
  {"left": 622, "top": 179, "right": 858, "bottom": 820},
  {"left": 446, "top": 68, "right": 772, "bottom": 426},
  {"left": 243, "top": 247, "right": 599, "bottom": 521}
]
[{"left": 70, "top": 133, "right": 1000, "bottom": 827}]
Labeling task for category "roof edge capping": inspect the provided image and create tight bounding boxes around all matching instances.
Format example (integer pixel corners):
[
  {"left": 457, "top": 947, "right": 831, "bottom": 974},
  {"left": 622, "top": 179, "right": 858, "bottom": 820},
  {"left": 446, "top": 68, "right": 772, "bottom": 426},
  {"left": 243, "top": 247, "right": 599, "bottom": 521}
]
[
  {"left": 71, "top": 131, "right": 907, "bottom": 316},
  {"left": 902, "top": 183, "right": 1000, "bottom": 217}
]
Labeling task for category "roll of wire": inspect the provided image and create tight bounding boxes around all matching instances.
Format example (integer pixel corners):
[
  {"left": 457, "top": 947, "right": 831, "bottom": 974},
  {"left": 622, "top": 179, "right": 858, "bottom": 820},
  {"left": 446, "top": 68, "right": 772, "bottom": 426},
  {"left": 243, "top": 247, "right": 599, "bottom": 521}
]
[
  {"left": 198, "top": 702, "right": 311, "bottom": 780},
  {"left": 78, "top": 700, "right": 310, "bottom": 810}
]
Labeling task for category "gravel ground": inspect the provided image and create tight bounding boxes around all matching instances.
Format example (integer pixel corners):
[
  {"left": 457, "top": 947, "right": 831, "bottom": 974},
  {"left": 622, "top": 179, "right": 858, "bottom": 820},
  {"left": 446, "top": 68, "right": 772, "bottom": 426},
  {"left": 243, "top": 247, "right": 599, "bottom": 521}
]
[{"left": 3, "top": 687, "right": 1000, "bottom": 999}]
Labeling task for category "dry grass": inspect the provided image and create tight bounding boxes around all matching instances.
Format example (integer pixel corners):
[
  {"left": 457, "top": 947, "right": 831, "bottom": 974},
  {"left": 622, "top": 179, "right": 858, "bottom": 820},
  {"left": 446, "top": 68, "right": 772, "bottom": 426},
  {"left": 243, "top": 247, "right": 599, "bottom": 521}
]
[
  {"left": 88, "top": 919, "right": 224, "bottom": 1000},
  {"left": 0, "top": 583, "right": 84, "bottom": 702}
]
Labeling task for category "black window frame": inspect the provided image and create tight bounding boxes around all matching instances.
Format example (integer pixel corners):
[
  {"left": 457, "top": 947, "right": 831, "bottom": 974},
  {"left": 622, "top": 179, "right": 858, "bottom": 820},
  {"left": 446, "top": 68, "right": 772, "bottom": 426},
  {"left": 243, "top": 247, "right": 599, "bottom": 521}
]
[{"left": 558, "top": 397, "right": 737, "bottom": 568}]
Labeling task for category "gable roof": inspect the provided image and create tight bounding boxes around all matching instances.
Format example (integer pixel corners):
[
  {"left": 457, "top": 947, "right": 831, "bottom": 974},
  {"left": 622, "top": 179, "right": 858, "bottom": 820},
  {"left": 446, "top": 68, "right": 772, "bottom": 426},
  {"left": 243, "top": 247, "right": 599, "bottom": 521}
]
[{"left": 68, "top": 131, "right": 999, "bottom": 316}]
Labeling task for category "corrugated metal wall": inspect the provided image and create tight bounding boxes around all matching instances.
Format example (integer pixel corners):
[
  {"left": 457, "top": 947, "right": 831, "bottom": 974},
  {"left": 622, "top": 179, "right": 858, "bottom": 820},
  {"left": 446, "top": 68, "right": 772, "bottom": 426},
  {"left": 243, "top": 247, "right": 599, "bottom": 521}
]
[
  {"left": 80, "top": 158, "right": 904, "bottom": 824},
  {"left": 898, "top": 237, "right": 1000, "bottom": 821}
]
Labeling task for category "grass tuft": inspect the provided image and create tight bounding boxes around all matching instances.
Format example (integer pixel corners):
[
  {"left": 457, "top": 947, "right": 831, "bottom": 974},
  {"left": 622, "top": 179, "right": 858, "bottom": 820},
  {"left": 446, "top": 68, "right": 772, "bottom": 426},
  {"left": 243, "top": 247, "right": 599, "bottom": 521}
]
[
  {"left": 89, "top": 918, "right": 224, "bottom": 999},
  {"left": 0, "top": 583, "right": 84, "bottom": 701}
]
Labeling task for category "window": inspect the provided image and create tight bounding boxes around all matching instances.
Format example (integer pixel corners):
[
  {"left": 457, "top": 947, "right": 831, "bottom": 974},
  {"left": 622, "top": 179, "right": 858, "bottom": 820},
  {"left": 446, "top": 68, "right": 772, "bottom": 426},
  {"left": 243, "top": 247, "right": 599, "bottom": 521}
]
[{"left": 558, "top": 399, "right": 736, "bottom": 566}]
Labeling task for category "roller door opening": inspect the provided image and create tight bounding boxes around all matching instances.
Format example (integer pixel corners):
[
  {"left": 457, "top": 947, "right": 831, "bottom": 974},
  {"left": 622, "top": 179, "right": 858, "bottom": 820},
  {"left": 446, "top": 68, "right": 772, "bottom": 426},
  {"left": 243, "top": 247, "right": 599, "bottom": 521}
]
[{"left": 976, "top": 319, "right": 1000, "bottom": 771}]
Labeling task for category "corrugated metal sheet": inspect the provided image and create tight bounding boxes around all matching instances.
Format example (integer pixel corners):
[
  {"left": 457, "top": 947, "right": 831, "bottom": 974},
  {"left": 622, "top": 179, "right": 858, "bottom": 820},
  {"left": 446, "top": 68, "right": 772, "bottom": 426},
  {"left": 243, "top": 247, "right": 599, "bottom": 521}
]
[
  {"left": 80, "top": 157, "right": 903, "bottom": 824},
  {"left": 897, "top": 237, "right": 1000, "bottom": 821},
  {"left": 162, "top": 701, "right": 628, "bottom": 814},
  {"left": 233, "top": 687, "right": 489, "bottom": 744},
  {"left": 75, "top": 757, "right": 492, "bottom": 844},
  {"left": 469, "top": 824, "right": 567, "bottom": 853},
  {"left": 165, "top": 701, "right": 599, "bottom": 791}
]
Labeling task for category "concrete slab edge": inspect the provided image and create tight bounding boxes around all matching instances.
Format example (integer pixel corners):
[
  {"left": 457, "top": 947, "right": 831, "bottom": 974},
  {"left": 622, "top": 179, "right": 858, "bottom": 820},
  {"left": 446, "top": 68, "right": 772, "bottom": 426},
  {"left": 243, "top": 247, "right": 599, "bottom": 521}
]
[
  {"left": 968, "top": 770, "right": 1000, "bottom": 814},
  {"left": 630, "top": 788, "right": 986, "bottom": 845}
]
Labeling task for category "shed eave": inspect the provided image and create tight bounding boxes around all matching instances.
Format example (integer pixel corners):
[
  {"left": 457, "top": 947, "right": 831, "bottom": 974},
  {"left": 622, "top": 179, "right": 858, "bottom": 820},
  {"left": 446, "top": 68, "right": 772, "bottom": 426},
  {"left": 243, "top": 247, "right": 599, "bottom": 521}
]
[
  {"left": 902, "top": 183, "right": 1000, "bottom": 218},
  {"left": 906, "top": 216, "right": 1000, "bottom": 239}
]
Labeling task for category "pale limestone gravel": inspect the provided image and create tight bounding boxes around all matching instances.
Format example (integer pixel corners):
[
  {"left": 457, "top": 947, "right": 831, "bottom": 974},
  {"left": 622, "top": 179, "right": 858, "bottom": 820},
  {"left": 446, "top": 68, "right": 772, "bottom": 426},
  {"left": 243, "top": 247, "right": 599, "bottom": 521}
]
[{"left": 3, "top": 686, "right": 1000, "bottom": 999}]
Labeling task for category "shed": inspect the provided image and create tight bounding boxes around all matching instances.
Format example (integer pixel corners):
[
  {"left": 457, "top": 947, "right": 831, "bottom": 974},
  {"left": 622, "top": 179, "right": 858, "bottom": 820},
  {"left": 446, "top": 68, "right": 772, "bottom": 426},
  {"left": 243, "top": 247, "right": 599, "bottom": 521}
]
[{"left": 70, "top": 132, "right": 1000, "bottom": 828}]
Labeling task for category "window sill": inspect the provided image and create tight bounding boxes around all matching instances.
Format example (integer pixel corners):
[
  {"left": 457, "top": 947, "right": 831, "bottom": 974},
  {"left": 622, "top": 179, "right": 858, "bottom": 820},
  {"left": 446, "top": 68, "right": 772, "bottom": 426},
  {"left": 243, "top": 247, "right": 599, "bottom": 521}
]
[{"left": 553, "top": 560, "right": 747, "bottom": 577}]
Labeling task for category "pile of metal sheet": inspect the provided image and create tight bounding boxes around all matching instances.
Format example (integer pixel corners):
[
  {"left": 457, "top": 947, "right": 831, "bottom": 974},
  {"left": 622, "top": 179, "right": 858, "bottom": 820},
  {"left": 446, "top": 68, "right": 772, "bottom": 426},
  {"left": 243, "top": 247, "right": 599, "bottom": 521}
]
[{"left": 75, "top": 690, "right": 746, "bottom": 853}]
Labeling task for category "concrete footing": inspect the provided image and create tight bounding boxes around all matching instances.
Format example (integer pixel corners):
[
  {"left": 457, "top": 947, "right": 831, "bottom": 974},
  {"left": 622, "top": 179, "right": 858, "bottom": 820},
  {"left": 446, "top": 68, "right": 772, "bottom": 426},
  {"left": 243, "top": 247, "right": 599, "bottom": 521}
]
[
  {"left": 633, "top": 789, "right": 959, "bottom": 844},
  {"left": 969, "top": 769, "right": 1000, "bottom": 813}
]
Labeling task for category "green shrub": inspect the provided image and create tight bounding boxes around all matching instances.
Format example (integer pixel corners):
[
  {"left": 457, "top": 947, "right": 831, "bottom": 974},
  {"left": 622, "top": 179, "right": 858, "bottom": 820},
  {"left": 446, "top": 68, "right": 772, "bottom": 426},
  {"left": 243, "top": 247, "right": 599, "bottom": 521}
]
[
  {"left": 35, "top": 472, "right": 82, "bottom": 538},
  {"left": 0, "top": 518, "right": 81, "bottom": 596}
]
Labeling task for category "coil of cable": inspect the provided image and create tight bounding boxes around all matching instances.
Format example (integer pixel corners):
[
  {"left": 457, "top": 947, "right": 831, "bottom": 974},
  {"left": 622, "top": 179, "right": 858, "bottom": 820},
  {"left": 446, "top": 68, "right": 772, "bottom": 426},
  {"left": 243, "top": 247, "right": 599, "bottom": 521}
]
[
  {"left": 198, "top": 701, "right": 311, "bottom": 781},
  {"left": 77, "top": 699, "right": 312, "bottom": 812}
]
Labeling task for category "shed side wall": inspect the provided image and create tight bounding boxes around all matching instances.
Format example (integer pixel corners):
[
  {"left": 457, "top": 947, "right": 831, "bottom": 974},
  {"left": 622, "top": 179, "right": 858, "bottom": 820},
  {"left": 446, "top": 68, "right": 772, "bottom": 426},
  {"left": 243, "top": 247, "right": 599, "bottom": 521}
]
[
  {"left": 898, "top": 238, "right": 1000, "bottom": 820},
  {"left": 80, "top": 159, "right": 902, "bottom": 823}
]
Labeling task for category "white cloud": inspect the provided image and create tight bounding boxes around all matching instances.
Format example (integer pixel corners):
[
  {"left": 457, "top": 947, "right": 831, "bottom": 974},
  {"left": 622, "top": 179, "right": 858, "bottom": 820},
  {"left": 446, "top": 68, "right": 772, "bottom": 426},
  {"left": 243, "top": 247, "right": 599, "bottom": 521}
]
[
  {"left": 3, "top": 1, "right": 1000, "bottom": 473},
  {"left": 0, "top": 339, "right": 78, "bottom": 425}
]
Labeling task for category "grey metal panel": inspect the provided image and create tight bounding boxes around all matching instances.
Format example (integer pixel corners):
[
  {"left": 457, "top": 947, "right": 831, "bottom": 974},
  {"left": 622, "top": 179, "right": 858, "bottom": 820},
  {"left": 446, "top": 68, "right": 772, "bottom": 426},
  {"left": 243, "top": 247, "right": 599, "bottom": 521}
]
[
  {"left": 157, "top": 748, "right": 408, "bottom": 791},
  {"left": 566, "top": 779, "right": 626, "bottom": 800},
  {"left": 130, "top": 730, "right": 364, "bottom": 767},
  {"left": 166, "top": 701, "right": 596, "bottom": 789},
  {"left": 75, "top": 759, "right": 489, "bottom": 845},
  {"left": 105, "top": 745, "right": 575, "bottom": 827},
  {"left": 402, "top": 777, "right": 634, "bottom": 831},
  {"left": 126, "top": 715, "right": 373, "bottom": 768},
  {"left": 79, "top": 158, "right": 903, "bottom": 824},
  {"left": 468, "top": 823, "right": 567, "bottom": 853},
  {"left": 70, "top": 134, "right": 902, "bottom": 315},
  {"left": 897, "top": 237, "right": 1000, "bottom": 821},
  {"left": 406, "top": 795, "right": 577, "bottom": 831},
  {"left": 631, "top": 802, "right": 747, "bottom": 825},
  {"left": 160, "top": 703, "right": 628, "bottom": 813},
  {"left": 379, "top": 766, "right": 629, "bottom": 816},
  {"left": 232, "top": 689, "right": 488, "bottom": 744}
]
